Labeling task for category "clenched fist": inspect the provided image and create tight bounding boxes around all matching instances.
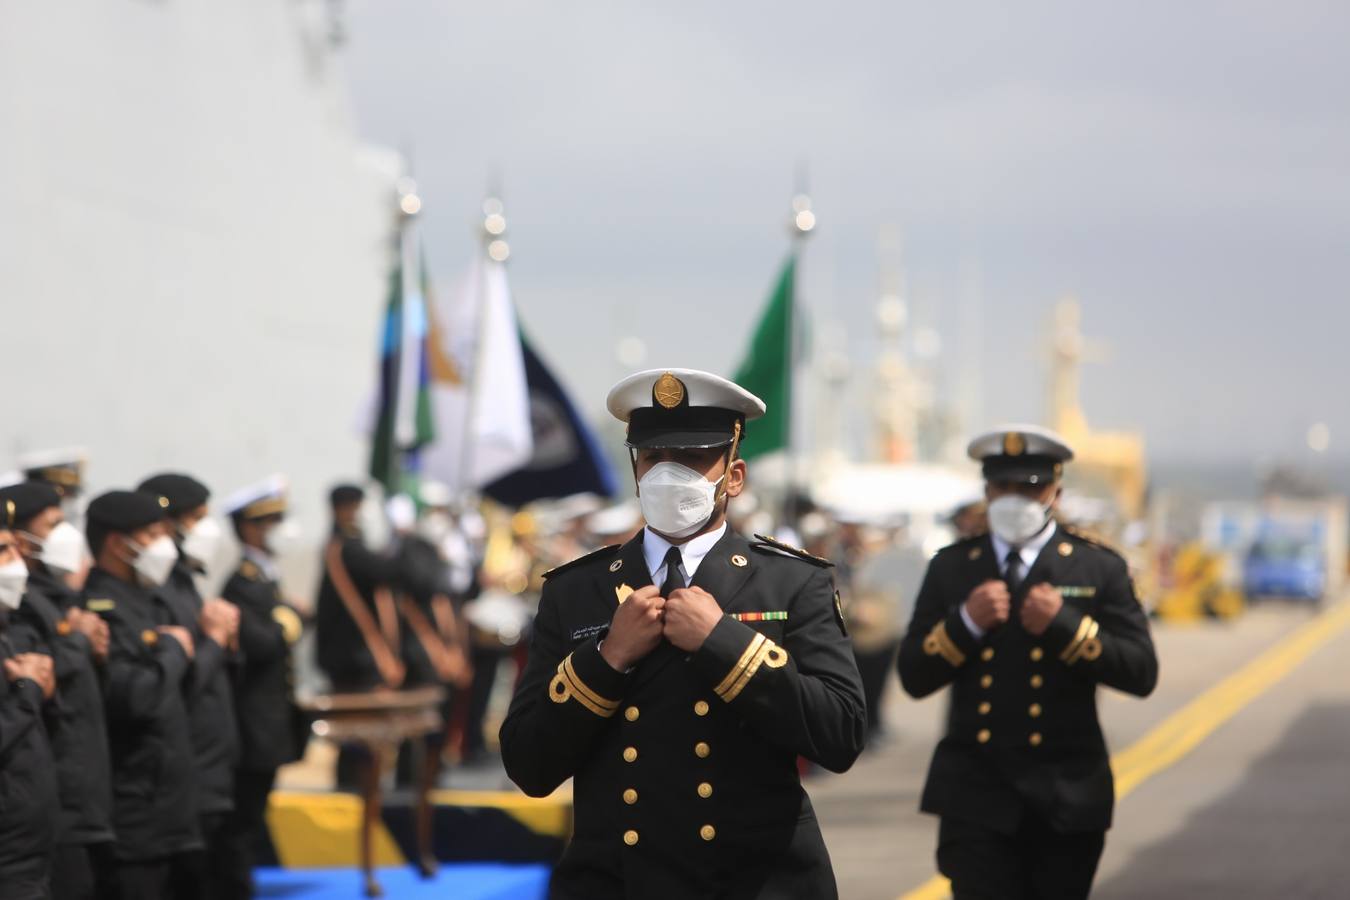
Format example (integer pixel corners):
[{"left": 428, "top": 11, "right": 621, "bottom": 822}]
[
  {"left": 1020, "top": 583, "right": 1063, "bottom": 636},
  {"left": 662, "top": 586, "right": 723, "bottom": 652},
  {"left": 68, "top": 607, "right": 110, "bottom": 663},
  {"left": 964, "top": 579, "right": 1011, "bottom": 632},
  {"left": 4, "top": 652, "right": 56, "bottom": 700},
  {"left": 600, "top": 585, "right": 665, "bottom": 672},
  {"left": 157, "top": 625, "right": 196, "bottom": 659},
  {"left": 200, "top": 599, "right": 240, "bottom": 647}
]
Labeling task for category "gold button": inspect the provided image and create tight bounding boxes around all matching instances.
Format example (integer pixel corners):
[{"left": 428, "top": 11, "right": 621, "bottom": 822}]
[
  {"left": 623, "top": 789, "right": 638, "bottom": 805},
  {"left": 694, "top": 700, "right": 710, "bottom": 716},
  {"left": 980, "top": 674, "right": 993, "bottom": 689},
  {"left": 695, "top": 741, "right": 711, "bottom": 758},
  {"left": 1030, "top": 647, "right": 1044, "bottom": 661},
  {"left": 623, "top": 830, "right": 639, "bottom": 846},
  {"left": 1029, "top": 703, "right": 1042, "bottom": 718},
  {"left": 624, "top": 706, "right": 640, "bottom": 722},
  {"left": 623, "top": 746, "right": 638, "bottom": 763},
  {"left": 978, "top": 701, "right": 991, "bottom": 715},
  {"left": 1029, "top": 732, "right": 1043, "bottom": 747},
  {"left": 1030, "top": 675, "right": 1044, "bottom": 688},
  {"left": 981, "top": 647, "right": 995, "bottom": 661},
  {"left": 698, "top": 782, "right": 713, "bottom": 798},
  {"left": 977, "top": 729, "right": 991, "bottom": 744},
  {"left": 700, "top": 825, "right": 716, "bottom": 841}
]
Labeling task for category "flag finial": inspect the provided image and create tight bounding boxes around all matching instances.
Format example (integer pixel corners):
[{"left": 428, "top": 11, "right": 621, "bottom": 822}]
[{"left": 483, "top": 196, "right": 509, "bottom": 262}]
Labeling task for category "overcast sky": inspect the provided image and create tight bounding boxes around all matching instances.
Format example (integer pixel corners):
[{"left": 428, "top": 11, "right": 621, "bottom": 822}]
[{"left": 340, "top": 1, "right": 1350, "bottom": 465}]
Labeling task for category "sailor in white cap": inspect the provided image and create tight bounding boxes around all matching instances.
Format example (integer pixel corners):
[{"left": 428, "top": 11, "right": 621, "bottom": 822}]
[
  {"left": 500, "top": 368, "right": 865, "bottom": 900},
  {"left": 897, "top": 425, "right": 1158, "bottom": 900},
  {"left": 216, "top": 476, "right": 307, "bottom": 899}
]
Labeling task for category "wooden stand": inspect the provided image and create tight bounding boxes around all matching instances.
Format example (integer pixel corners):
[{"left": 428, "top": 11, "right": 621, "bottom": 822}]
[{"left": 299, "top": 686, "right": 446, "bottom": 898}]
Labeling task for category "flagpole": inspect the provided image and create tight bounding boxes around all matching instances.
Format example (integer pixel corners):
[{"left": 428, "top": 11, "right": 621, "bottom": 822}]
[
  {"left": 783, "top": 180, "right": 815, "bottom": 534},
  {"left": 455, "top": 195, "right": 511, "bottom": 501}
]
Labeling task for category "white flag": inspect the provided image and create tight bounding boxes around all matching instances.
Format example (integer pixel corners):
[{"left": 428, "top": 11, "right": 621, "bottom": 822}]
[{"left": 420, "top": 256, "right": 533, "bottom": 493}]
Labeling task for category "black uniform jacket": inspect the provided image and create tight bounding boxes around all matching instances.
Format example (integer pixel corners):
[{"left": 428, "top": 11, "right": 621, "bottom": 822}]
[
  {"left": 501, "top": 529, "right": 867, "bottom": 900},
  {"left": 9, "top": 568, "right": 113, "bottom": 845},
  {"left": 897, "top": 527, "right": 1158, "bottom": 835},
  {"left": 155, "top": 558, "right": 239, "bottom": 815},
  {"left": 315, "top": 526, "right": 401, "bottom": 690},
  {"left": 84, "top": 568, "right": 201, "bottom": 860},
  {"left": 0, "top": 613, "right": 58, "bottom": 881},
  {"left": 221, "top": 557, "right": 306, "bottom": 772}
]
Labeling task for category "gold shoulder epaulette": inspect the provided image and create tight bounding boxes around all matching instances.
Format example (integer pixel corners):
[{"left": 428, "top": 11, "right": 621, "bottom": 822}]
[
  {"left": 750, "top": 534, "right": 834, "bottom": 568},
  {"left": 542, "top": 544, "right": 621, "bottom": 580},
  {"left": 1064, "top": 525, "right": 1125, "bottom": 560}
]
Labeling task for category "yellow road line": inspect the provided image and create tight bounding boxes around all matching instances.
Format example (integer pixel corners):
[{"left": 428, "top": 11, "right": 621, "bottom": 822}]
[{"left": 898, "top": 600, "right": 1350, "bottom": 900}]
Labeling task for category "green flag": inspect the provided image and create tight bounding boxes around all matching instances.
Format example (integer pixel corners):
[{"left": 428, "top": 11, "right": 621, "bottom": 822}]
[{"left": 732, "top": 253, "right": 795, "bottom": 459}]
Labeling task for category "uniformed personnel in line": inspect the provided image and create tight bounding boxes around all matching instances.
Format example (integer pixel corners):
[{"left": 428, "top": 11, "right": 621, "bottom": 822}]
[
  {"left": 137, "top": 473, "right": 242, "bottom": 898},
  {"left": 82, "top": 490, "right": 202, "bottom": 899},
  {"left": 500, "top": 368, "right": 867, "bottom": 900},
  {"left": 217, "top": 477, "right": 308, "bottom": 900},
  {"left": 0, "top": 505, "right": 59, "bottom": 900},
  {"left": 1, "top": 482, "right": 113, "bottom": 900},
  {"left": 897, "top": 425, "right": 1159, "bottom": 900}
]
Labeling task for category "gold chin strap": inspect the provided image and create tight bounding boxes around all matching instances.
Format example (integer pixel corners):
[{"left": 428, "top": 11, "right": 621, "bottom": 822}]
[{"left": 714, "top": 421, "right": 743, "bottom": 508}]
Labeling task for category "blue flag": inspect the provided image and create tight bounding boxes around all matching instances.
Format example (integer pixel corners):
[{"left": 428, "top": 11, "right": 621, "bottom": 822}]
[{"left": 483, "top": 332, "right": 618, "bottom": 507}]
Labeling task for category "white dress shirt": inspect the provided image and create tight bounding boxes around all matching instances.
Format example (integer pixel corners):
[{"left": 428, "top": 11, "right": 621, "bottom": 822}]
[
  {"left": 242, "top": 544, "right": 280, "bottom": 582},
  {"left": 643, "top": 523, "right": 728, "bottom": 589},
  {"left": 960, "top": 519, "right": 1059, "bottom": 639}
]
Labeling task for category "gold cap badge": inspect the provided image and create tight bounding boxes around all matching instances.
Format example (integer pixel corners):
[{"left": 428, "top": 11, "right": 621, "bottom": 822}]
[
  {"left": 1003, "top": 431, "right": 1026, "bottom": 456},
  {"left": 654, "top": 372, "right": 685, "bottom": 409}
]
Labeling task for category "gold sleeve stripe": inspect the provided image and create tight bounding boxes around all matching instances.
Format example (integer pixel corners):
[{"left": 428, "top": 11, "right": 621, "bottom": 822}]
[
  {"left": 922, "top": 621, "right": 966, "bottom": 667},
  {"left": 1064, "top": 619, "right": 1102, "bottom": 666},
  {"left": 1059, "top": 615, "right": 1097, "bottom": 663},
  {"left": 719, "top": 638, "right": 789, "bottom": 703},
  {"left": 547, "top": 653, "right": 620, "bottom": 717},
  {"left": 714, "top": 633, "right": 767, "bottom": 697}
]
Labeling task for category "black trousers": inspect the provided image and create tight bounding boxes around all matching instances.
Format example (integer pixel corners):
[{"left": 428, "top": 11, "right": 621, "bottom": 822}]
[
  {"left": 102, "top": 859, "right": 170, "bottom": 900},
  {"left": 50, "top": 842, "right": 110, "bottom": 900},
  {"left": 215, "top": 769, "right": 278, "bottom": 900},
  {"left": 853, "top": 640, "right": 899, "bottom": 738},
  {"left": 167, "top": 812, "right": 232, "bottom": 900},
  {"left": 937, "top": 815, "right": 1105, "bottom": 900}
]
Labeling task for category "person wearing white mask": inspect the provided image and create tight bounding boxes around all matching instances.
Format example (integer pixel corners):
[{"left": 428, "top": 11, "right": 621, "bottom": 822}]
[
  {"left": 0, "top": 482, "right": 113, "bottom": 900},
  {"left": 501, "top": 368, "right": 865, "bottom": 900},
  {"left": 137, "top": 473, "right": 242, "bottom": 899},
  {"left": 217, "top": 476, "right": 307, "bottom": 900},
  {"left": 897, "top": 425, "right": 1158, "bottom": 900},
  {"left": 81, "top": 490, "right": 200, "bottom": 900},
  {"left": 0, "top": 506, "right": 59, "bottom": 900}
]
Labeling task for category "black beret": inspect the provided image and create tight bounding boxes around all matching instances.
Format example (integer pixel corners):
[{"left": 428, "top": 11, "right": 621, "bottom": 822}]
[
  {"left": 137, "top": 473, "right": 210, "bottom": 516},
  {"left": 330, "top": 484, "right": 365, "bottom": 507},
  {"left": 86, "top": 490, "right": 169, "bottom": 533},
  {"left": 0, "top": 483, "right": 62, "bottom": 528}
]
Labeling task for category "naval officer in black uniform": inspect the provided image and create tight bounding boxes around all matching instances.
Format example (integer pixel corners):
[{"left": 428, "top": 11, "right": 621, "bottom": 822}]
[
  {"left": 501, "top": 368, "right": 866, "bottom": 900},
  {"left": 218, "top": 477, "right": 308, "bottom": 900},
  {"left": 898, "top": 425, "right": 1158, "bottom": 900}
]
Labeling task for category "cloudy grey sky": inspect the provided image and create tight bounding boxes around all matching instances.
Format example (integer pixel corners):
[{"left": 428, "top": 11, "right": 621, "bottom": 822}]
[{"left": 341, "top": 1, "right": 1350, "bottom": 464}]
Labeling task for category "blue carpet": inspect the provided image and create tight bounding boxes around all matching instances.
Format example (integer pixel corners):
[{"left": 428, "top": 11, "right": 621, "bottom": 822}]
[{"left": 254, "top": 864, "right": 549, "bottom": 899}]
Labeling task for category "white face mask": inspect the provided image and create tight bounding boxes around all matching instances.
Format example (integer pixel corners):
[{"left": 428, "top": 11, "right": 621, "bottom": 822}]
[
  {"left": 26, "top": 521, "right": 88, "bottom": 577},
  {"left": 0, "top": 558, "right": 28, "bottom": 610},
  {"left": 638, "top": 461, "right": 725, "bottom": 540},
  {"left": 128, "top": 535, "right": 178, "bottom": 588},
  {"left": 987, "top": 494, "right": 1052, "bottom": 546},
  {"left": 180, "top": 517, "right": 223, "bottom": 570}
]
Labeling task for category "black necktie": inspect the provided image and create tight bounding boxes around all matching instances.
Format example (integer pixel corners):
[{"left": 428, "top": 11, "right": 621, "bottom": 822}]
[
  {"left": 1005, "top": 549, "right": 1024, "bottom": 594},
  {"left": 661, "top": 547, "right": 685, "bottom": 597}
]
